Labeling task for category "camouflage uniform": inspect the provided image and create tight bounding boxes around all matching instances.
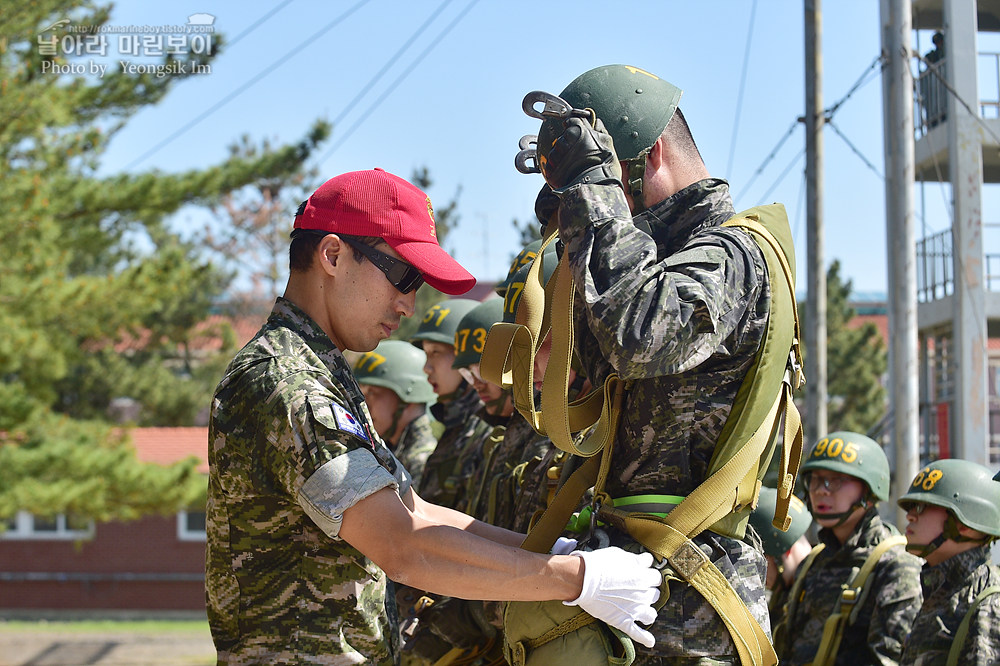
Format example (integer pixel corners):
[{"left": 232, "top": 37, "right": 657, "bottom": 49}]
[
  {"left": 416, "top": 383, "right": 489, "bottom": 511},
  {"left": 206, "top": 298, "right": 409, "bottom": 665},
  {"left": 766, "top": 574, "right": 792, "bottom": 635},
  {"left": 779, "top": 508, "right": 923, "bottom": 665},
  {"left": 899, "top": 544, "right": 1000, "bottom": 666},
  {"left": 557, "top": 177, "right": 771, "bottom": 662},
  {"left": 394, "top": 411, "right": 436, "bottom": 490},
  {"left": 397, "top": 410, "right": 507, "bottom": 665}
]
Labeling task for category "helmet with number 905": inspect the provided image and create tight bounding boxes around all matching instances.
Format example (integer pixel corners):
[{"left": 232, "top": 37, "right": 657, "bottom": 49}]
[
  {"left": 898, "top": 459, "right": 1000, "bottom": 536},
  {"left": 353, "top": 340, "right": 436, "bottom": 404},
  {"left": 410, "top": 298, "right": 480, "bottom": 347},
  {"left": 452, "top": 298, "right": 504, "bottom": 370},
  {"left": 800, "top": 431, "right": 890, "bottom": 501}
]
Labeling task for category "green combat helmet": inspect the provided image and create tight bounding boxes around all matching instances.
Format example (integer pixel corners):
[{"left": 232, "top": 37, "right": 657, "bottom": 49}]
[
  {"left": 898, "top": 458, "right": 1000, "bottom": 557},
  {"left": 800, "top": 431, "right": 890, "bottom": 525},
  {"left": 750, "top": 486, "right": 813, "bottom": 558},
  {"left": 495, "top": 240, "right": 542, "bottom": 297},
  {"left": 353, "top": 340, "right": 436, "bottom": 404},
  {"left": 502, "top": 243, "right": 557, "bottom": 324},
  {"left": 536, "top": 64, "right": 683, "bottom": 211},
  {"left": 410, "top": 298, "right": 480, "bottom": 347},
  {"left": 452, "top": 298, "right": 505, "bottom": 370}
]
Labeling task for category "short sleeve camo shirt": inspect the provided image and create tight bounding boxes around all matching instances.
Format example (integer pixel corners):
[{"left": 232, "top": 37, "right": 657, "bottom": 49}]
[{"left": 206, "top": 297, "right": 410, "bottom": 665}]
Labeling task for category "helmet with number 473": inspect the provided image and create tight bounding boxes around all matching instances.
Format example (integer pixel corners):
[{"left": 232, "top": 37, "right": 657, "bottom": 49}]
[
  {"left": 898, "top": 459, "right": 1000, "bottom": 537},
  {"left": 800, "top": 431, "right": 890, "bottom": 501},
  {"left": 452, "top": 298, "right": 504, "bottom": 370}
]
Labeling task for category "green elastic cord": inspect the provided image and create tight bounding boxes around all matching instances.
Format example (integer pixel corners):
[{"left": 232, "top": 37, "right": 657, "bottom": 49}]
[{"left": 565, "top": 494, "right": 685, "bottom": 533}]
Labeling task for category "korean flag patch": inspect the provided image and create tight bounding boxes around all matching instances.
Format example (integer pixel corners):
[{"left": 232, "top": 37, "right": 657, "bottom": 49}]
[{"left": 332, "top": 402, "right": 369, "bottom": 442}]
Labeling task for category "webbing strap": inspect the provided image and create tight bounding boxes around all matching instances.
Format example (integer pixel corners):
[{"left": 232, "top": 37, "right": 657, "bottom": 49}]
[
  {"left": 947, "top": 585, "right": 1000, "bottom": 666},
  {"left": 479, "top": 229, "right": 624, "bottom": 458},
  {"left": 809, "top": 535, "right": 907, "bottom": 666}
]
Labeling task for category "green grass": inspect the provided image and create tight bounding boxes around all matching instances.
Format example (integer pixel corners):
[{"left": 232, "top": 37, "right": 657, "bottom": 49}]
[{"left": 0, "top": 619, "right": 211, "bottom": 634}]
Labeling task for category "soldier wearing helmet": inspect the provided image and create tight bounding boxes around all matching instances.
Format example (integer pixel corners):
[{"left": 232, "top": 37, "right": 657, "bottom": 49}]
[
  {"left": 750, "top": 486, "right": 814, "bottom": 632},
  {"left": 353, "top": 340, "right": 437, "bottom": 488},
  {"left": 523, "top": 64, "right": 786, "bottom": 657},
  {"left": 409, "top": 298, "right": 490, "bottom": 511},
  {"left": 898, "top": 459, "right": 1000, "bottom": 665},
  {"left": 778, "top": 431, "right": 922, "bottom": 665}
]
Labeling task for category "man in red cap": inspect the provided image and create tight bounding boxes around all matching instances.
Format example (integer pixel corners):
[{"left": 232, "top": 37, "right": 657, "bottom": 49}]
[{"left": 205, "top": 169, "right": 662, "bottom": 665}]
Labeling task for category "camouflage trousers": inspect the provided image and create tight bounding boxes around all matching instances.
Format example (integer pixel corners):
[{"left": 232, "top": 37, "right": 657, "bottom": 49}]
[{"left": 635, "top": 658, "right": 737, "bottom": 665}]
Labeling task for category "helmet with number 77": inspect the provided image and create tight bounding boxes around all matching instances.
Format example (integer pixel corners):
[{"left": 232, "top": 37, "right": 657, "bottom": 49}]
[
  {"left": 800, "top": 431, "right": 890, "bottom": 502},
  {"left": 898, "top": 459, "right": 1000, "bottom": 537},
  {"left": 353, "top": 340, "right": 436, "bottom": 404}
]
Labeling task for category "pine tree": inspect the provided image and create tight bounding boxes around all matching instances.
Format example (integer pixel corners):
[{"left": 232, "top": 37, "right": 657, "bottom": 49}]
[{"left": 0, "top": 0, "right": 329, "bottom": 520}]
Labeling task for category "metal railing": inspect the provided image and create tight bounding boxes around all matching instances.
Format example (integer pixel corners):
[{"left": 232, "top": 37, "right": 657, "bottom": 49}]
[
  {"left": 916, "top": 228, "right": 955, "bottom": 302},
  {"left": 914, "top": 51, "right": 1000, "bottom": 136}
]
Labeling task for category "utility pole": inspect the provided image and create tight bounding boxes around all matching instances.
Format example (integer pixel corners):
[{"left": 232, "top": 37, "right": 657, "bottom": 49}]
[
  {"left": 805, "top": 0, "right": 827, "bottom": 445},
  {"left": 879, "top": 0, "right": 918, "bottom": 521}
]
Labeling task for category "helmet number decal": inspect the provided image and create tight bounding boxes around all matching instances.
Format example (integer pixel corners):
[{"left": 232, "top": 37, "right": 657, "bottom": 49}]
[
  {"left": 812, "top": 437, "right": 859, "bottom": 464},
  {"left": 356, "top": 351, "right": 387, "bottom": 374},
  {"left": 455, "top": 327, "right": 488, "bottom": 354},
  {"left": 505, "top": 283, "right": 524, "bottom": 316},
  {"left": 912, "top": 467, "right": 944, "bottom": 490},
  {"left": 422, "top": 305, "right": 451, "bottom": 326}
]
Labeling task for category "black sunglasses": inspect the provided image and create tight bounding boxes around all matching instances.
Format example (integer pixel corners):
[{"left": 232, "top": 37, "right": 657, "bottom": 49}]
[{"left": 337, "top": 235, "right": 424, "bottom": 294}]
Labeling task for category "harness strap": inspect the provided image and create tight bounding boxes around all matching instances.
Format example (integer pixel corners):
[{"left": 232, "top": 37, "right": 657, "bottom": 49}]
[
  {"left": 947, "top": 585, "right": 1000, "bottom": 666},
  {"left": 809, "top": 535, "right": 907, "bottom": 666}
]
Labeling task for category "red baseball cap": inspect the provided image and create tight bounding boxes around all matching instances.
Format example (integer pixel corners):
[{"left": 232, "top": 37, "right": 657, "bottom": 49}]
[{"left": 294, "top": 169, "right": 476, "bottom": 295}]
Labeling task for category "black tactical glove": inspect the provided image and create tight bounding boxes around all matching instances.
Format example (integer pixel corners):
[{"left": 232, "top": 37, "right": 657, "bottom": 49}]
[
  {"left": 534, "top": 183, "right": 560, "bottom": 228},
  {"left": 541, "top": 116, "right": 623, "bottom": 192}
]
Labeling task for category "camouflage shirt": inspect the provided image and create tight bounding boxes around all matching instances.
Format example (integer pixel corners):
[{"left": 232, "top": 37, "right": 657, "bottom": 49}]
[
  {"left": 467, "top": 411, "right": 549, "bottom": 529},
  {"left": 779, "top": 509, "right": 923, "bottom": 666},
  {"left": 899, "top": 544, "right": 1000, "bottom": 666},
  {"left": 395, "top": 411, "right": 437, "bottom": 490},
  {"left": 417, "top": 384, "right": 489, "bottom": 511},
  {"left": 557, "top": 178, "right": 772, "bottom": 658},
  {"left": 206, "top": 297, "right": 411, "bottom": 665}
]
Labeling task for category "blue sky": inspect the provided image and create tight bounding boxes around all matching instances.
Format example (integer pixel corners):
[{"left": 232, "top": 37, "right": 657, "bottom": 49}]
[{"left": 81, "top": 0, "right": 992, "bottom": 295}]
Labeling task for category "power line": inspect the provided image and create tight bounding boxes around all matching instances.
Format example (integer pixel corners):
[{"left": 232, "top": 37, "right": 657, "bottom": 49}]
[
  {"left": 331, "top": 0, "right": 456, "bottom": 129},
  {"left": 124, "top": 0, "right": 372, "bottom": 170},
  {"left": 226, "top": 0, "right": 294, "bottom": 50},
  {"left": 317, "top": 0, "right": 482, "bottom": 165},
  {"left": 757, "top": 147, "right": 804, "bottom": 205},
  {"left": 726, "top": 0, "right": 758, "bottom": 178},
  {"left": 826, "top": 118, "right": 883, "bottom": 179},
  {"left": 742, "top": 120, "right": 801, "bottom": 196}
]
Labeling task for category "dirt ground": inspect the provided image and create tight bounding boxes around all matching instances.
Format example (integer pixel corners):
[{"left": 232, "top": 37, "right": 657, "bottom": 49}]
[{"left": 0, "top": 627, "right": 215, "bottom": 666}]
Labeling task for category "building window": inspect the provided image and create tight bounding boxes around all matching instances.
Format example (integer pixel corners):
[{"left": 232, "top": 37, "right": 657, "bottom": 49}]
[
  {"left": 177, "top": 510, "right": 206, "bottom": 542},
  {"left": 0, "top": 511, "right": 94, "bottom": 540}
]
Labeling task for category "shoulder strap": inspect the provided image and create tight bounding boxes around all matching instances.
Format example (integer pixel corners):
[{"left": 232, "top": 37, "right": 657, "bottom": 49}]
[
  {"left": 783, "top": 543, "right": 826, "bottom": 630},
  {"left": 947, "top": 584, "right": 1000, "bottom": 666},
  {"left": 810, "top": 535, "right": 907, "bottom": 666}
]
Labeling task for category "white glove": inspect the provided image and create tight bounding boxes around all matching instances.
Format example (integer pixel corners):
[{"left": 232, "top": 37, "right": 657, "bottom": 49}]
[
  {"left": 565, "top": 547, "right": 661, "bottom": 648},
  {"left": 550, "top": 537, "right": 579, "bottom": 555}
]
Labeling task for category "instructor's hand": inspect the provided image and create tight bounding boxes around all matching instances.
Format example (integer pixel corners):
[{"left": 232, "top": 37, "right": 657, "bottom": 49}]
[
  {"left": 565, "top": 547, "right": 660, "bottom": 648},
  {"left": 542, "top": 117, "right": 623, "bottom": 192}
]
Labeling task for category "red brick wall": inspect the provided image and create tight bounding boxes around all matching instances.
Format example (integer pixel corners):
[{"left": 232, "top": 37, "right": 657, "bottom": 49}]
[{"left": 0, "top": 516, "right": 205, "bottom": 611}]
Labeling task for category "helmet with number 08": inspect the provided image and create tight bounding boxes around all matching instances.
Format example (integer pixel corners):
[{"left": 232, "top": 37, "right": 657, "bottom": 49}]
[
  {"left": 800, "top": 431, "right": 890, "bottom": 501},
  {"left": 898, "top": 459, "right": 1000, "bottom": 537},
  {"left": 452, "top": 298, "right": 504, "bottom": 370}
]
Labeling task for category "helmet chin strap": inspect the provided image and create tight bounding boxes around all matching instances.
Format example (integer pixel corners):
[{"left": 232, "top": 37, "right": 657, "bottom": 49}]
[
  {"left": 809, "top": 496, "right": 872, "bottom": 528},
  {"left": 623, "top": 155, "right": 647, "bottom": 213},
  {"left": 907, "top": 513, "right": 993, "bottom": 558},
  {"left": 438, "top": 379, "right": 471, "bottom": 403}
]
